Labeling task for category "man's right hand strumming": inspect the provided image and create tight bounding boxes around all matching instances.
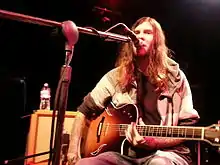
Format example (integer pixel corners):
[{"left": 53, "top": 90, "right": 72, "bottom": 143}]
[
  {"left": 67, "top": 112, "right": 86, "bottom": 165},
  {"left": 67, "top": 153, "right": 80, "bottom": 165}
]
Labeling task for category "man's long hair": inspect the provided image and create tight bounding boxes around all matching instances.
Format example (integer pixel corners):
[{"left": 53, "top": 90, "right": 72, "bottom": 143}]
[{"left": 115, "top": 17, "right": 172, "bottom": 91}]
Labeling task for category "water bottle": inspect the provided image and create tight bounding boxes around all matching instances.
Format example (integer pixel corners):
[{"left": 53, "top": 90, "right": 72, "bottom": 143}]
[{"left": 39, "top": 83, "right": 51, "bottom": 110}]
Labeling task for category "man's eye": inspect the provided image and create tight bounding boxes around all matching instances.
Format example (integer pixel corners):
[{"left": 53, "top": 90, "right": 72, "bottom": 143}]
[{"left": 144, "top": 31, "right": 153, "bottom": 34}]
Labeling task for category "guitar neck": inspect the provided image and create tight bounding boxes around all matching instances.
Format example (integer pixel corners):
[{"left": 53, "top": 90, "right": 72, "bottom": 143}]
[{"left": 119, "top": 125, "right": 204, "bottom": 140}]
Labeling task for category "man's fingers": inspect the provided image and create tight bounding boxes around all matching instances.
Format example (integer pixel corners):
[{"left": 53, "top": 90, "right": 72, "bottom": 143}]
[
  {"left": 125, "top": 125, "right": 132, "bottom": 143},
  {"left": 131, "top": 122, "right": 146, "bottom": 144},
  {"left": 67, "top": 153, "right": 79, "bottom": 165},
  {"left": 126, "top": 122, "right": 146, "bottom": 146},
  {"left": 139, "top": 117, "right": 145, "bottom": 125}
]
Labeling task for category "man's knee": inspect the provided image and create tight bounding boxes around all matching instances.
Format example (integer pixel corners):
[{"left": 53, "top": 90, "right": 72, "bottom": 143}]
[
  {"left": 75, "top": 152, "right": 116, "bottom": 165},
  {"left": 75, "top": 158, "right": 92, "bottom": 165}
]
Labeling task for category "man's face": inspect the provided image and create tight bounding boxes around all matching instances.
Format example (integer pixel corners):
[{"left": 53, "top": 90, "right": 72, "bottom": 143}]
[{"left": 133, "top": 21, "right": 154, "bottom": 56}]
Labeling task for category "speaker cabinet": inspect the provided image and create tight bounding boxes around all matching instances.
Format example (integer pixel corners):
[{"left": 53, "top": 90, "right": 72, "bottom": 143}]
[{"left": 24, "top": 110, "right": 77, "bottom": 165}]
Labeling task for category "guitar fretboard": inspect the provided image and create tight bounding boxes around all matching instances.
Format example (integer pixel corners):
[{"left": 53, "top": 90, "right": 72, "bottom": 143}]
[{"left": 116, "top": 125, "right": 203, "bottom": 140}]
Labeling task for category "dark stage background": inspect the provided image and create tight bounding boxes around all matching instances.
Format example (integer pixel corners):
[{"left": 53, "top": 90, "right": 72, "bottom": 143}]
[{"left": 0, "top": 0, "right": 220, "bottom": 164}]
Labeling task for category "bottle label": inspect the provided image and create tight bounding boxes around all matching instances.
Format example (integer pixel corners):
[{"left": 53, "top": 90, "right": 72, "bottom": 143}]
[{"left": 40, "top": 90, "right": 51, "bottom": 99}]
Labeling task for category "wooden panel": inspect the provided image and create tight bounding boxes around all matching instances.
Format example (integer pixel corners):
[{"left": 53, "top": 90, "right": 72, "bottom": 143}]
[{"left": 24, "top": 110, "right": 77, "bottom": 165}]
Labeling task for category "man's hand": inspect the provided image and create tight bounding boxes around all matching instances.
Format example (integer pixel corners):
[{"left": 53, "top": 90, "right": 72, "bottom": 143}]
[
  {"left": 125, "top": 118, "right": 147, "bottom": 147},
  {"left": 125, "top": 118, "right": 158, "bottom": 150},
  {"left": 67, "top": 153, "right": 80, "bottom": 165},
  {"left": 125, "top": 117, "right": 185, "bottom": 150}
]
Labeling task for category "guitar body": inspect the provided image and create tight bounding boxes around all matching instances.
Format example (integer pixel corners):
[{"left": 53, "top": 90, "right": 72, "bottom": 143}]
[
  {"left": 79, "top": 103, "right": 220, "bottom": 158},
  {"left": 81, "top": 103, "right": 138, "bottom": 158}
]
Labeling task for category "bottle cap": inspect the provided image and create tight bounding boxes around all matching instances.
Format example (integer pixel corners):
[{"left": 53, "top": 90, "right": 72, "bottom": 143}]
[{"left": 44, "top": 83, "right": 49, "bottom": 87}]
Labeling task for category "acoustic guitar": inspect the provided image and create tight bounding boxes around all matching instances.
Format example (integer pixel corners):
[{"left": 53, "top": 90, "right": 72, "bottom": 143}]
[{"left": 80, "top": 102, "right": 220, "bottom": 158}]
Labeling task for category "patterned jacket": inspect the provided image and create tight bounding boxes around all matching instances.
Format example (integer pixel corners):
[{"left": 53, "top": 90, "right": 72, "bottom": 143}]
[{"left": 78, "top": 58, "right": 200, "bottom": 126}]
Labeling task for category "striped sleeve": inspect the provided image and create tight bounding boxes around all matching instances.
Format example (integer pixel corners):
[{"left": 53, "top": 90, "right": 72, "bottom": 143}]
[{"left": 77, "top": 68, "right": 118, "bottom": 120}]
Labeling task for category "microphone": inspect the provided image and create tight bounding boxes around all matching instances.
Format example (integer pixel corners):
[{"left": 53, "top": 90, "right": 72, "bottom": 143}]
[
  {"left": 61, "top": 20, "right": 79, "bottom": 65},
  {"left": 123, "top": 26, "right": 141, "bottom": 49},
  {"left": 62, "top": 20, "right": 79, "bottom": 47}
]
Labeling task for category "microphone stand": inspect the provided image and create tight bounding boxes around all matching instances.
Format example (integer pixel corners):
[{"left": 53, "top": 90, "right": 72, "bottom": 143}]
[
  {"left": 49, "top": 21, "right": 79, "bottom": 165},
  {"left": 0, "top": 8, "right": 130, "bottom": 165}
]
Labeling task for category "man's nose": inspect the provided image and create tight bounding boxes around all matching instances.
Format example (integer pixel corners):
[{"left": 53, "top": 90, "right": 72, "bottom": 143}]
[{"left": 137, "top": 33, "right": 145, "bottom": 39}]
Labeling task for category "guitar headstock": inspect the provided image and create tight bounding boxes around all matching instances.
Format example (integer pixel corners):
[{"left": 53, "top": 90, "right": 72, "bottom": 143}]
[{"left": 204, "top": 123, "right": 220, "bottom": 147}]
